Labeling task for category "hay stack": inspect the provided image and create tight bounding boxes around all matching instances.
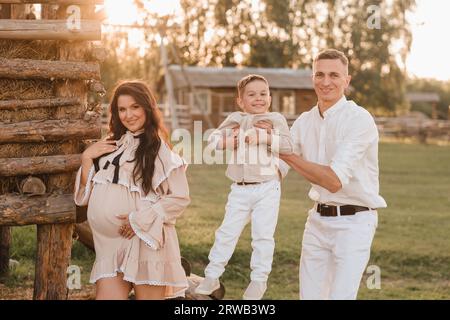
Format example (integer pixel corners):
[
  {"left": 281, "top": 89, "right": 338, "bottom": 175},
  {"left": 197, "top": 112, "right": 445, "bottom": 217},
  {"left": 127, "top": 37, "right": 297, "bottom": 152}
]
[{"left": 0, "top": 39, "right": 84, "bottom": 194}]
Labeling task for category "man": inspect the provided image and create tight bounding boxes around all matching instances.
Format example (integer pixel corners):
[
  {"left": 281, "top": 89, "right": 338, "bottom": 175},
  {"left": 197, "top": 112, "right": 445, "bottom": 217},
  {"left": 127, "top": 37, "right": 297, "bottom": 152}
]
[{"left": 263, "top": 49, "right": 387, "bottom": 299}]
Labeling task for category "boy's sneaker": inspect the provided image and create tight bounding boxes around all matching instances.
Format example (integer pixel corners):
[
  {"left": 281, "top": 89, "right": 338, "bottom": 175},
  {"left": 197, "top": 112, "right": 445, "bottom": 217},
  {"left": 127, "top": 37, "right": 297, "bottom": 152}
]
[
  {"left": 243, "top": 281, "right": 267, "bottom": 300},
  {"left": 195, "top": 277, "right": 220, "bottom": 295}
]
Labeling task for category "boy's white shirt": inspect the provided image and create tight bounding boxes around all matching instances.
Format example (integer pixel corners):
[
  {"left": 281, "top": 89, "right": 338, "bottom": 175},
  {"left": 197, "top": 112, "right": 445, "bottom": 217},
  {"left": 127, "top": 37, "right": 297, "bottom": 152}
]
[{"left": 207, "top": 111, "right": 294, "bottom": 182}]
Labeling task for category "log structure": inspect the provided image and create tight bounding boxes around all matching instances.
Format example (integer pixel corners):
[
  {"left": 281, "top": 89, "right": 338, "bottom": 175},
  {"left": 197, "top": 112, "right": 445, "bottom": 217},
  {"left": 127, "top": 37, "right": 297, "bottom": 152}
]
[
  {"left": 0, "top": 19, "right": 101, "bottom": 41},
  {"left": 0, "top": 154, "right": 81, "bottom": 176},
  {"left": 0, "top": 118, "right": 101, "bottom": 143},
  {"left": 0, "top": 97, "right": 81, "bottom": 111},
  {"left": 0, "top": 1, "right": 103, "bottom": 300},
  {"left": 0, "top": 57, "right": 101, "bottom": 80},
  {"left": 0, "top": 193, "right": 76, "bottom": 226},
  {"left": 0, "top": 1, "right": 103, "bottom": 4},
  {"left": 20, "top": 176, "right": 46, "bottom": 194}
]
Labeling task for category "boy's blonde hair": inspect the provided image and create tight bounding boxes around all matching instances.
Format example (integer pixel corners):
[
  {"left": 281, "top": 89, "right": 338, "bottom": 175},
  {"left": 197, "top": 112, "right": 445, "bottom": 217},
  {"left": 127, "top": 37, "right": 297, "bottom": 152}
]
[{"left": 237, "top": 74, "right": 269, "bottom": 98}]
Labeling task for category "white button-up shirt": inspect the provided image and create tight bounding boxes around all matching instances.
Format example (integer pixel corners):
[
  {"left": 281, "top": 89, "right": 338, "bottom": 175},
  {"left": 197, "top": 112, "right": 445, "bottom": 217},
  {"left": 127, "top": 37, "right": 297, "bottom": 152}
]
[{"left": 285, "top": 96, "right": 387, "bottom": 209}]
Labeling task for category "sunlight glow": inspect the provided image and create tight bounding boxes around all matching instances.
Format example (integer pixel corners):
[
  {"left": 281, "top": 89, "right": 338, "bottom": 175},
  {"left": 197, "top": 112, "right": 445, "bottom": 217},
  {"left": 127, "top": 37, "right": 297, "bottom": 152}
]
[
  {"left": 104, "top": 0, "right": 139, "bottom": 25},
  {"left": 406, "top": 0, "right": 450, "bottom": 81},
  {"left": 104, "top": 0, "right": 182, "bottom": 24},
  {"left": 101, "top": 0, "right": 448, "bottom": 81},
  {"left": 144, "top": 0, "right": 182, "bottom": 17}
]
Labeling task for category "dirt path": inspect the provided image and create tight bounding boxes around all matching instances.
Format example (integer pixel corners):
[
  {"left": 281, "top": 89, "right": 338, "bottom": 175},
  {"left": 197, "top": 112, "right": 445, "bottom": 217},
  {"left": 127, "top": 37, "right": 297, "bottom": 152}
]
[{"left": 0, "top": 283, "right": 96, "bottom": 300}]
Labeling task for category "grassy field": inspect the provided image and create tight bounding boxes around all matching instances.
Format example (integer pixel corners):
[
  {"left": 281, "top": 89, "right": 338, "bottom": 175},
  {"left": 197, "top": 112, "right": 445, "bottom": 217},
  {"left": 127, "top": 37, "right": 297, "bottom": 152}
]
[{"left": 1, "top": 142, "right": 450, "bottom": 299}]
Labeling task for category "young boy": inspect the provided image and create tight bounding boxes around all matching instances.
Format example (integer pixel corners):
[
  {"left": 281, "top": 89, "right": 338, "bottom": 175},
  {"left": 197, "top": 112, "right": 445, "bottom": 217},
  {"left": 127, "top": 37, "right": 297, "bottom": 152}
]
[{"left": 195, "top": 74, "right": 294, "bottom": 300}]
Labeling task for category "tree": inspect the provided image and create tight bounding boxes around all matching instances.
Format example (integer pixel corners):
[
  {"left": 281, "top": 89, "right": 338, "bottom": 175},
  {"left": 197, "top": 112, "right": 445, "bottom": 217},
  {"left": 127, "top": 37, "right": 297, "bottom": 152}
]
[
  {"left": 320, "top": 0, "right": 416, "bottom": 115},
  {"left": 254, "top": 0, "right": 416, "bottom": 114},
  {"left": 101, "top": 0, "right": 417, "bottom": 114}
]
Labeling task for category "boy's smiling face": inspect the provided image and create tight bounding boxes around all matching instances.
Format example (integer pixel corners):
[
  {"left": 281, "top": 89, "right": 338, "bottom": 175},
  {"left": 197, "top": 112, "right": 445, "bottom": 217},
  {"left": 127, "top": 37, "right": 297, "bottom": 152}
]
[{"left": 237, "top": 80, "right": 271, "bottom": 114}]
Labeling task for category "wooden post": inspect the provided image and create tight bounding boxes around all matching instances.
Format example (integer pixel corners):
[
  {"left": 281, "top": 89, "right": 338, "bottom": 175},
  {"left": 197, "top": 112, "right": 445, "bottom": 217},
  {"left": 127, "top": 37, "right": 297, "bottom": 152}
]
[
  {"left": 431, "top": 102, "right": 438, "bottom": 120},
  {"left": 0, "top": 227, "right": 11, "bottom": 277},
  {"left": 33, "top": 223, "right": 74, "bottom": 299}
]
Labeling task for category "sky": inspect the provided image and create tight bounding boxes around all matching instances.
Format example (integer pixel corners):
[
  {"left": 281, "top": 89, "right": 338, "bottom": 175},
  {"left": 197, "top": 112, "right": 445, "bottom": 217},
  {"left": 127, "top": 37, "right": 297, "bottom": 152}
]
[
  {"left": 103, "top": 0, "right": 450, "bottom": 82},
  {"left": 406, "top": 0, "right": 450, "bottom": 81}
]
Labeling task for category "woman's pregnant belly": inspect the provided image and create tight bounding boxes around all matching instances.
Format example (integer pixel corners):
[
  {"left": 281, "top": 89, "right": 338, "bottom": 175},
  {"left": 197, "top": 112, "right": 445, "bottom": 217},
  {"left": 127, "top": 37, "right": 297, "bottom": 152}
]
[{"left": 87, "top": 183, "right": 138, "bottom": 238}]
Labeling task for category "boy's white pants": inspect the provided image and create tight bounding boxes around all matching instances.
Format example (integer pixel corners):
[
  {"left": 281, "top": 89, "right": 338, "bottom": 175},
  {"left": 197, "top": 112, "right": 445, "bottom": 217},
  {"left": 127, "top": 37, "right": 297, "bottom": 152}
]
[
  {"left": 204, "top": 179, "right": 281, "bottom": 282},
  {"left": 300, "top": 207, "right": 378, "bottom": 300}
]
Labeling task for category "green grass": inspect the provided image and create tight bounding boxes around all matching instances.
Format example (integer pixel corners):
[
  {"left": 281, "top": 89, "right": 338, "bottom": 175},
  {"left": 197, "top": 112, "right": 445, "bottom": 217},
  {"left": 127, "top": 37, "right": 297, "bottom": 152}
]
[
  {"left": 3, "top": 143, "right": 450, "bottom": 299},
  {"left": 180, "top": 142, "right": 450, "bottom": 299}
]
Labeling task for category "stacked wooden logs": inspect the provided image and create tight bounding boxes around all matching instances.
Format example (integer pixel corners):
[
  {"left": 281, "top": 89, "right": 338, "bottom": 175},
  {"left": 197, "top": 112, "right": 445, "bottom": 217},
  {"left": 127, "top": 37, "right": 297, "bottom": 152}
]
[{"left": 0, "top": 0, "right": 104, "bottom": 300}]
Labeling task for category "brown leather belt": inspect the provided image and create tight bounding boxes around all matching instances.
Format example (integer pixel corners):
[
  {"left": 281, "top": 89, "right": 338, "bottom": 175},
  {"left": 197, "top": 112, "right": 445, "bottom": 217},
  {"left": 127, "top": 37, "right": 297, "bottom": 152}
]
[
  {"left": 316, "top": 203, "right": 372, "bottom": 217},
  {"left": 237, "top": 181, "right": 261, "bottom": 186}
]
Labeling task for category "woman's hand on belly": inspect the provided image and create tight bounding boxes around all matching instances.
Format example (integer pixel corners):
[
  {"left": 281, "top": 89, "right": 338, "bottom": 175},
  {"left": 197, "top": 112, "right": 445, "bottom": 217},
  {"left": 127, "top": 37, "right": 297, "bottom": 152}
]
[{"left": 116, "top": 214, "right": 136, "bottom": 239}]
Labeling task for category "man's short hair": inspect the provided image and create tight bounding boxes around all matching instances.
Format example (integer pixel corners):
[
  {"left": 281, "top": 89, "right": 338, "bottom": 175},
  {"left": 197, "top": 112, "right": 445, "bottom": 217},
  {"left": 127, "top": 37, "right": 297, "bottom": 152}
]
[
  {"left": 237, "top": 74, "right": 269, "bottom": 97},
  {"left": 314, "top": 49, "right": 349, "bottom": 68}
]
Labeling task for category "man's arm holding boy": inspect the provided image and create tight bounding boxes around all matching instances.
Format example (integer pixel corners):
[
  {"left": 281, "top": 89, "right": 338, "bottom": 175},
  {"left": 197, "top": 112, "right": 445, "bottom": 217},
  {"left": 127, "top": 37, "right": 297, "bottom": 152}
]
[
  {"left": 252, "top": 114, "right": 294, "bottom": 155},
  {"left": 255, "top": 117, "right": 341, "bottom": 193}
]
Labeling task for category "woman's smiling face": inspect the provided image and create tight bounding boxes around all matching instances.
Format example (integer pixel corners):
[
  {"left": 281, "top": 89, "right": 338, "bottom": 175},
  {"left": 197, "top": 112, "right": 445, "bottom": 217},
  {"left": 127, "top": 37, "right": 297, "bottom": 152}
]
[{"left": 117, "top": 94, "right": 146, "bottom": 133}]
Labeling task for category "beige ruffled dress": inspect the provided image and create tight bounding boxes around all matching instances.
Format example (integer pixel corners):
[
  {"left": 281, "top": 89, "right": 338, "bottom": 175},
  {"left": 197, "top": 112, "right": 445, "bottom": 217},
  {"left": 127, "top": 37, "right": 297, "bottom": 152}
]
[{"left": 74, "top": 130, "right": 190, "bottom": 299}]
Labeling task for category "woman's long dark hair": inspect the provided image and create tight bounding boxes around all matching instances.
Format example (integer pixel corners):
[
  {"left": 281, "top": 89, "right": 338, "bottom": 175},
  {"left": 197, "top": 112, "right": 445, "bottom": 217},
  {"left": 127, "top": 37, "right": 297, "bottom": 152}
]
[{"left": 108, "top": 81, "right": 170, "bottom": 195}]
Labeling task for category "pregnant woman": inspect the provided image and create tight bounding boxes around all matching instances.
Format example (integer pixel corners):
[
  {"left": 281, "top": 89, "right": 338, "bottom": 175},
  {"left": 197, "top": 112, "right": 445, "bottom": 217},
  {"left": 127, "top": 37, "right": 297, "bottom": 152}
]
[{"left": 74, "top": 81, "right": 190, "bottom": 300}]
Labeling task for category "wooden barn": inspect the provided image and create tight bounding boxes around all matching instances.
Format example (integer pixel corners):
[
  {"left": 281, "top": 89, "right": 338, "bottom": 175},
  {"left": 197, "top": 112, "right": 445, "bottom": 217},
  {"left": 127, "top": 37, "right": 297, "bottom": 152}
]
[
  {"left": 406, "top": 91, "right": 441, "bottom": 120},
  {"left": 159, "top": 65, "right": 318, "bottom": 128}
]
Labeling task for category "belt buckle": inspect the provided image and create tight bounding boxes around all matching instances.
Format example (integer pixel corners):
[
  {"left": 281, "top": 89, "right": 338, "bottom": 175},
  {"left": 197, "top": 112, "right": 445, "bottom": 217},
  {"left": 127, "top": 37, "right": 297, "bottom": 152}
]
[
  {"left": 318, "top": 203, "right": 338, "bottom": 217},
  {"left": 317, "top": 203, "right": 326, "bottom": 215}
]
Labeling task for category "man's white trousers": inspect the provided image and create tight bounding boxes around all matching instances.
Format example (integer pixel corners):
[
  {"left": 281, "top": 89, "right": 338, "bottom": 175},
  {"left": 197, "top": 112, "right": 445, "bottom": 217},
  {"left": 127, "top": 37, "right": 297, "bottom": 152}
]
[{"left": 300, "top": 207, "right": 378, "bottom": 300}]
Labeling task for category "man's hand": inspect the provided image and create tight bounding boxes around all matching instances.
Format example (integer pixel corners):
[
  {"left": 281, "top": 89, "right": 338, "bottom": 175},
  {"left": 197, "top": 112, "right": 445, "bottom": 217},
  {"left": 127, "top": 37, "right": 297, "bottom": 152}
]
[
  {"left": 279, "top": 153, "right": 298, "bottom": 161},
  {"left": 253, "top": 120, "right": 273, "bottom": 133},
  {"left": 245, "top": 128, "right": 271, "bottom": 145},
  {"left": 218, "top": 125, "right": 240, "bottom": 150},
  {"left": 253, "top": 120, "right": 273, "bottom": 145}
]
